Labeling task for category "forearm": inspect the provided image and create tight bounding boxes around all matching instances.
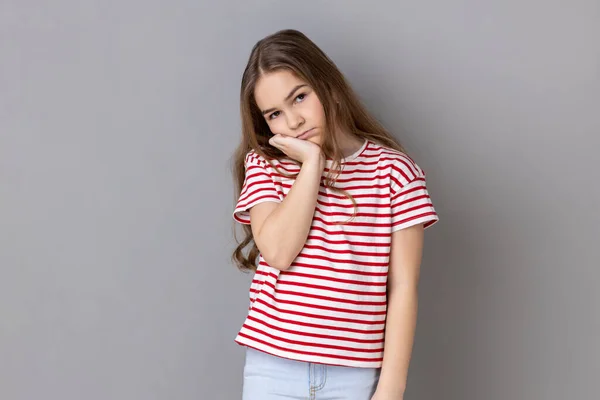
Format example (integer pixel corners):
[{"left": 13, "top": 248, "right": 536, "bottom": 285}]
[
  {"left": 258, "top": 156, "right": 324, "bottom": 269},
  {"left": 377, "top": 285, "right": 419, "bottom": 396}
]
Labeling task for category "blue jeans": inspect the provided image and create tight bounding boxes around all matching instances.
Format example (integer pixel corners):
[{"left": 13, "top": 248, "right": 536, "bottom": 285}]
[{"left": 242, "top": 347, "right": 381, "bottom": 400}]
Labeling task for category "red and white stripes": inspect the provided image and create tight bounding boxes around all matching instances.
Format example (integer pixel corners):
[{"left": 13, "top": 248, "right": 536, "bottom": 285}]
[{"left": 233, "top": 140, "right": 438, "bottom": 368}]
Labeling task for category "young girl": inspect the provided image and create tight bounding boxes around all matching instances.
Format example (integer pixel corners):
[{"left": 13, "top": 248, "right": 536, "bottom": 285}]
[{"left": 231, "top": 29, "right": 439, "bottom": 400}]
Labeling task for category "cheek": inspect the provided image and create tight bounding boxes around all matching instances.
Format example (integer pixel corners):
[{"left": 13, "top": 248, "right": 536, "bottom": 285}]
[
  {"left": 308, "top": 98, "right": 325, "bottom": 121},
  {"left": 268, "top": 118, "right": 286, "bottom": 134}
]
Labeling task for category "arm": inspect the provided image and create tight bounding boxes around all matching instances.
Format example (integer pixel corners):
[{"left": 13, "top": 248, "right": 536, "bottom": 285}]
[
  {"left": 373, "top": 223, "right": 425, "bottom": 399},
  {"left": 249, "top": 136, "right": 325, "bottom": 270}
]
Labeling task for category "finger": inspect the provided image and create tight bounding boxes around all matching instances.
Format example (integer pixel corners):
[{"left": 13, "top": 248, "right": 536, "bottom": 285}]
[{"left": 269, "top": 134, "right": 285, "bottom": 148}]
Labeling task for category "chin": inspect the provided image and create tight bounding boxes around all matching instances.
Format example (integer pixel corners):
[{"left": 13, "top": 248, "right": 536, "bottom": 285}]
[{"left": 308, "top": 136, "right": 322, "bottom": 146}]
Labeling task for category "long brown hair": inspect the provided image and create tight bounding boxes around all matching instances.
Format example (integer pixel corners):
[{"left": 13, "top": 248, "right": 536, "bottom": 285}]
[{"left": 232, "top": 29, "right": 407, "bottom": 272}]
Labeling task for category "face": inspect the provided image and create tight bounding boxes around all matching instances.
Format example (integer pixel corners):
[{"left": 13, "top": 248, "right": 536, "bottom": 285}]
[{"left": 254, "top": 70, "right": 325, "bottom": 146}]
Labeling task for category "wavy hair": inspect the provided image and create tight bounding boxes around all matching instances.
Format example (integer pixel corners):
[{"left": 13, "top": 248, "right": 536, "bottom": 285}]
[{"left": 232, "top": 29, "right": 406, "bottom": 271}]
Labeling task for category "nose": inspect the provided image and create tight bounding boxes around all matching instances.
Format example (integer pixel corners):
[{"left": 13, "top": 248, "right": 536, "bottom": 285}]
[{"left": 287, "top": 111, "right": 304, "bottom": 130}]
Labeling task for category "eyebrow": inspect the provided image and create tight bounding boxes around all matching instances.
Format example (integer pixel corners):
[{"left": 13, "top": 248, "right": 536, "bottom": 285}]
[{"left": 261, "top": 84, "right": 308, "bottom": 115}]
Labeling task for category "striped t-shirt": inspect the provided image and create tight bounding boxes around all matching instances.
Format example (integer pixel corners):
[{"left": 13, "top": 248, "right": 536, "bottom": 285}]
[{"left": 232, "top": 139, "right": 439, "bottom": 368}]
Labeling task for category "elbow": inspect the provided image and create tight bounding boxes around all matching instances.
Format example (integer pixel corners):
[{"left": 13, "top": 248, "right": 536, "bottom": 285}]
[
  {"left": 388, "top": 282, "right": 419, "bottom": 296},
  {"left": 262, "top": 249, "right": 295, "bottom": 271},
  {"left": 255, "top": 235, "right": 301, "bottom": 271},
  {"left": 269, "top": 260, "right": 293, "bottom": 271}
]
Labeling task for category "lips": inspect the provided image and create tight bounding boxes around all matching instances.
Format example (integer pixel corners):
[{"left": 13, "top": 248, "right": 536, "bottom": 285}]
[{"left": 297, "top": 128, "right": 315, "bottom": 140}]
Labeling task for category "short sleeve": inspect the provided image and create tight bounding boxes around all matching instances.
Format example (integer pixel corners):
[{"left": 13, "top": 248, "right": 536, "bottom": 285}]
[
  {"left": 390, "top": 158, "right": 439, "bottom": 232},
  {"left": 233, "top": 153, "right": 282, "bottom": 225}
]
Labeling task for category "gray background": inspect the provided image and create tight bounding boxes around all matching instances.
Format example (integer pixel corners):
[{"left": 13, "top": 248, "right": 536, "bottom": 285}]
[{"left": 1, "top": 1, "right": 598, "bottom": 399}]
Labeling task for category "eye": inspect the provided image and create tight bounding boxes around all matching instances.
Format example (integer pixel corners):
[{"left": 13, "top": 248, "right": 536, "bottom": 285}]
[
  {"left": 267, "top": 93, "right": 308, "bottom": 121},
  {"left": 295, "top": 93, "right": 307, "bottom": 103}
]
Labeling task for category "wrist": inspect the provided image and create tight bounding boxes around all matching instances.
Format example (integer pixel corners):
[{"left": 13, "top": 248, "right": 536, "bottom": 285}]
[
  {"left": 374, "top": 382, "right": 406, "bottom": 398},
  {"left": 375, "top": 374, "right": 406, "bottom": 397},
  {"left": 304, "top": 151, "right": 325, "bottom": 170}
]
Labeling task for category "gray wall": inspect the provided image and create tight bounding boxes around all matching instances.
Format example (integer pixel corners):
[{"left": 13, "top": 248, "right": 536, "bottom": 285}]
[{"left": 1, "top": 1, "right": 598, "bottom": 399}]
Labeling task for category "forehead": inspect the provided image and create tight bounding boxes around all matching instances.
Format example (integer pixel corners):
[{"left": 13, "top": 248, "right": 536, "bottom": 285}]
[{"left": 254, "top": 70, "right": 307, "bottom": 109}]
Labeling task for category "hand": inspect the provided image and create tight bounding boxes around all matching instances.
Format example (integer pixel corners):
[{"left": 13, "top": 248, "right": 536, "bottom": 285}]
[
  {"left": 371, "top": 390, "right": 404, "bottom": 400},
  {"left": 268, "top": 134, "right": 324, "bottom": 166}
]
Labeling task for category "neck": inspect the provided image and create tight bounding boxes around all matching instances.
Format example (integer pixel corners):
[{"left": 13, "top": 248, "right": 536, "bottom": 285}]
[{"left": 337, "top": 131, "right": 365, "bottom": 158}]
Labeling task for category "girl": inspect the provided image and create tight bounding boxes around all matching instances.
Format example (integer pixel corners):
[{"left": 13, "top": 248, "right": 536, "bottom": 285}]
[{"left": 231, "top": 29, "right": 439, "bottom": 400}]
